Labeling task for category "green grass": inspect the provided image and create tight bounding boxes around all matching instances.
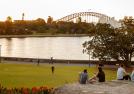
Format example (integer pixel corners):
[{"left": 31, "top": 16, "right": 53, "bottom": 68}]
[{"left": 0, "top": 62, "right": 116, "bottom": 88}]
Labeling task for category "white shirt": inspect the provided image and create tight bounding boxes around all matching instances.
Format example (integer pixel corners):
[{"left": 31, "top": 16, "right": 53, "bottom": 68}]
[{"left": 117, "top": 67, "right": 125, "bottom": 80}]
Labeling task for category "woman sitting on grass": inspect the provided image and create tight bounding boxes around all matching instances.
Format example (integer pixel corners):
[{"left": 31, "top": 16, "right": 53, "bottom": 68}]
[{"left": 89, "top": 67, "right": 105, "bottom": 83}]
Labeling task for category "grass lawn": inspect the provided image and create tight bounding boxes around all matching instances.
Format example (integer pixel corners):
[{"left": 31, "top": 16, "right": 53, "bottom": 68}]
[{"left": 0, "top": 62, "right": 116, "bottom": 88}]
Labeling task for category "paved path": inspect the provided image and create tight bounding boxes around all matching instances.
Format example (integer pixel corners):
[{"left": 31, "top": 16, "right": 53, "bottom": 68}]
[
  {"left": 54, "top": 81, "right": 134, "bottom": 94},
  {"left": 2, "top": 60, "right": 90, "bottom": 66}
]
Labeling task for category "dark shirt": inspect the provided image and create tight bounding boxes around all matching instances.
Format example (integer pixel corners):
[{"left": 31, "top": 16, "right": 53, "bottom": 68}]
[
  {"left": 97, "top": 71, "right": 105, "bottom": 82},
  {"left": 51, "top": 66, "right": 55, "bottom": 71}
]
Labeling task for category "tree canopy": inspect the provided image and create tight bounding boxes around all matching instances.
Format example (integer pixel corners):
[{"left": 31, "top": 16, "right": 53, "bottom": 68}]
[{"left": 83, "top": 17, "right": 134, "bottom": 65}]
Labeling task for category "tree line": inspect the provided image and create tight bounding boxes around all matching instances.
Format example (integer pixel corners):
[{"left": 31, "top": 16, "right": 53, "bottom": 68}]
[{"left": 0, "top": 16, "right": 96, "bottom": 35}]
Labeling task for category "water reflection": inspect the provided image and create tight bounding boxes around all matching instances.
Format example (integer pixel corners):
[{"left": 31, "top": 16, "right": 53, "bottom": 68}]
[{"left": 0, "top": 37, "right": 89, "bottom": 60}]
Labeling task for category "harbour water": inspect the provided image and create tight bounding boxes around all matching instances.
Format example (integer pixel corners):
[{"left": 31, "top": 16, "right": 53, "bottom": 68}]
[{"left": 0, "top": 37, "right": 90, "bottom": 60}]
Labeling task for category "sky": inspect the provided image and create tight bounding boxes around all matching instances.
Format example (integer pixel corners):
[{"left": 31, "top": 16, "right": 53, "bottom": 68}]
[{"left": 0, "top": 0, "right": 134, "bottom": 21}]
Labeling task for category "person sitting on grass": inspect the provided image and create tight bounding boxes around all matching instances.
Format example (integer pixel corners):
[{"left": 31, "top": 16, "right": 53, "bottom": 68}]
[
  {"left": 89, "top": 67, "right": 105, "bottom": 83},
  {"left": 117, "top": 64, "right": 131, "bottom": 80},
  {"left": 79, "top": 69, "right": 88, "bottom": 84}
]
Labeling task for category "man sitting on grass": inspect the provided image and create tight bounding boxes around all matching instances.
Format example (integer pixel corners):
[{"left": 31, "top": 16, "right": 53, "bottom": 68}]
[
  {"left": 117, "top": 64, "right": 131, "bottom": 80},
  {"left": 79, "top": 69, "right": 88, "bottom": 84}
]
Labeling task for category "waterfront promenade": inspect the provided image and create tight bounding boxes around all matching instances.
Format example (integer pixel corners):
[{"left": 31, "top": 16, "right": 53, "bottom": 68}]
[
  {"left": 0, "top": 34, "right": 89, "bottom": 38},
  {"left": 54, "top": 81, "right": 134, "bottom": 94},
  {"left": 2, "top": 56, "right": 134, "bottom": 66}
]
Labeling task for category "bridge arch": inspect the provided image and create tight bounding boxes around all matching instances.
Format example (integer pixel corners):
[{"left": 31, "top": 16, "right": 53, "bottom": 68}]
[{"left": 56, "top": 12, "right": 121, "bottom": 28}]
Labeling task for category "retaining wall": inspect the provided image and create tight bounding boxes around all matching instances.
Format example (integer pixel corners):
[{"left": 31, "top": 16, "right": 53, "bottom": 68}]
[{"left": 1, "top": 57, "right": 134, "bottom": 65}]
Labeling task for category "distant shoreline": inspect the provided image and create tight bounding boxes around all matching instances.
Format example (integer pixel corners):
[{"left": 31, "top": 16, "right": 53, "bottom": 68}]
[{"left": 0, "top": 34, "right": 90, "bottom": 38}]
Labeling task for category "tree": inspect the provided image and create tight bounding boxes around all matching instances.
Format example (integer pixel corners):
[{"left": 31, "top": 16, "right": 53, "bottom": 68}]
[
  {"left": 83, "top": 23, "right": 115, "bottom": 60},
  {"left": 83, "top": 19, "right": 134, "bottom": 66},
  {"left": 47, "top": 16, "right": 53, "bottom": 24},
  {"left": 119, "top": 16, "right": 134, "bottom": 62},
  {"left": 6, "top": 16, "right": 12, "bottom": 22},
  {"left": 5, "top": 16, "right": 13, "bottom": 34},
  {"left": 76, "top": 17, "right": 82, "bottom": 23},
  {"left": 0, "top": 22, "right": 5, "bottom": 34},
  {"left": 35, "top": 18, "right": 46, "bottom": 25}
]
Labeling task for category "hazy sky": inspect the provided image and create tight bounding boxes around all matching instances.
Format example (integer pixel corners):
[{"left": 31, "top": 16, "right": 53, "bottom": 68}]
[{"left": 0, "top": 0, "right": 133, "bottom": 21}]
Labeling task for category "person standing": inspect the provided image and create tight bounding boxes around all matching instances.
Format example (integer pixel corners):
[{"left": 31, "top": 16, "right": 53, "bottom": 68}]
[
  {"left": 37, "top": 59, "right": 40, "bottom": 66},
  {"left": 51, "top": 65, "right": 55, "bottom": 74}
]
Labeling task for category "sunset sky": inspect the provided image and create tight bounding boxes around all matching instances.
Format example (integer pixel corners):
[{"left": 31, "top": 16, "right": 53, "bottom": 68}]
[{"left": 0, "top": 0, "right": 133, "bottom": 21}]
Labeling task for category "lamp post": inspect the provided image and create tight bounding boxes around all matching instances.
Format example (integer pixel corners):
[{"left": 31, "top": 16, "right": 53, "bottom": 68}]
[{"left": 88, "top": 51, "right": 90, "bottom": 67}]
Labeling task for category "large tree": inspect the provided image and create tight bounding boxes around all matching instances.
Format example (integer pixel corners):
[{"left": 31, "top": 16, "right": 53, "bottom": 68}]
[
  {"left": 83, "top": 17, "right": 134, "bottom": 65},
  {"left": 83, "top": 23, "right": 115, "bottom": 60},
  {"left": 5, "top": 16, "right": 13, "bottom": 34},
  {"left": 119, "top": 16, "right": 134, "bottom": 62}
]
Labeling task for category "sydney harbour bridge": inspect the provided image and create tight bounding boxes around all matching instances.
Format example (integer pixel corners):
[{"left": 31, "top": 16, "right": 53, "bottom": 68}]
[{"left": 56, "top": 12, "right": 121, "bottom": 28}]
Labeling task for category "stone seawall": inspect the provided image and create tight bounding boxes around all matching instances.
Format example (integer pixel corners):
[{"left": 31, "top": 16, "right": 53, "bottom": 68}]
[
  {"left": 0, "top": 34, "right": 88, "bottom": 38},
  {"left": 1, "top": 56, "right": 134, "bottom": 65}
]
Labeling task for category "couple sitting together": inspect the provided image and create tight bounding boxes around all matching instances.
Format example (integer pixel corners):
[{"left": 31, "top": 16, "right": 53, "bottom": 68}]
[{"left": 79, "top": 67, "right": 105, "bottom": 84}]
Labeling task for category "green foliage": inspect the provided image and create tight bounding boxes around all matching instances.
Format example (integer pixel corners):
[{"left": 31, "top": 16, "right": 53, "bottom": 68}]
[{"left": 83, "top": 17, "right": 134, "bottom": 64}]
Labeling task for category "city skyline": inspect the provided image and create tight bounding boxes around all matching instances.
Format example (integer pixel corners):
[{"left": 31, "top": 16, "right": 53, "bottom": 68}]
[{"left": 0, "top": 0, "right": 134, "bottom": 21}]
